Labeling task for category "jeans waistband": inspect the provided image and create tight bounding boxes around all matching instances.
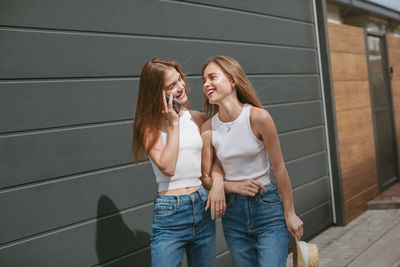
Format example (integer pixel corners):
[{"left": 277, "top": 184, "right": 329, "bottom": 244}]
[
  {"left": 154, "top": 185, "right": 207, "bottom": 205},
  {"left": 225, "top": 181, "right": 277, "bottom": 201}
]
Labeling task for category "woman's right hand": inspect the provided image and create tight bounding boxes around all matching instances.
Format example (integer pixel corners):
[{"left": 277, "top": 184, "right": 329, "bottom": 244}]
[
  {"left": 206, "top": 179, "right": 226, "bottom": 220},
  {"left": 162, "top": 90, "right": 180, "bottom": 125},
  {"left": 230, "top": 179, "right": 266, "bottom": 196}
]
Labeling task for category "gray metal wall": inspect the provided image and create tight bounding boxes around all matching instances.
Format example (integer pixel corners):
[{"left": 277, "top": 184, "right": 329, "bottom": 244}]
[{"left": 0, "top": 0, "right": 332, "bottom": 266}]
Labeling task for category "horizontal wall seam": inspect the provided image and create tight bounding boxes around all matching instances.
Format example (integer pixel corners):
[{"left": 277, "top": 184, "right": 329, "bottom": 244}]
[
  {"left": 0, "top": 150, "right": 329, "bottom": 193},
  {"left": 0, "top": 73, "right": 321, "bottom": 83},
  {"left": 0, "top": 119, "right": 133, "bottom": 137},
  {"left": 163, "top": 0, "right": 314, "bottom": 25},
  {"left": 298, "top": 200, "right": 331, "bottom": 218},
  {"left": 0, "top": 161, "right": 145, "bottom": 194},
  {"left": 278, "top": 124, "right": 325, "bottom": 135},
  {"left": 332, "top": 79, "right": 370, "bottom": 82},
  {"left": 344, "top": 184, "right": 378, "bottom": 203},
  {"left": 0, "top": 26, "right": 317, "bottom": 51},
  {"left": 292, "top": 175, "right": 329, "bottom": 191},
  {"left": 280, "top": 125, "right": 324, "bottom": 136},
  {"left": 265, "top": 99, "right": 322, "bottom": 108},
  {"left": 0, "top": 202, "right": 153, "bottom": 249},
  {"left": 330, "top": 50, "right": 366, "bottom": 55},
  {"left": 0, "top": 76, "right": 140, "bottom": 82},
  {"left": 92, "top": 246, "right": 150, "bottom": 267},
  {"left": 0, "top": 120, "right": 324, "bottom": 139},
  {"left": 262, "top": 99, "right": 322, "bottom": 107},
  {"left": 339, "top": 132, "right": 374, "bottom": 144},
  {"left": 336, "top": 106, "right": 372, "bottom": 112},
  {"left": 284, "top": 150, "right": 326, "bottom": 164},
  {"left": 216, "top": 250, "right": 231, "bottom": 259}
]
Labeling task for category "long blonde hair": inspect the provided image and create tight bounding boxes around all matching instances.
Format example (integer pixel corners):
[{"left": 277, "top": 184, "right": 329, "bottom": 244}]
[
  {"left": 132, "top": 58, "right": 188, "bottom": 162},
  {"left": 201, "top": 56, "right": 262, "bottom": 119}
]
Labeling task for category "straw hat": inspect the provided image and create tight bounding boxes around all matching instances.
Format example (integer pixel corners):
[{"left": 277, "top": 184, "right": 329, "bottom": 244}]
[{"left": 293, "top": 237, "right": 319, "bottom": 267}]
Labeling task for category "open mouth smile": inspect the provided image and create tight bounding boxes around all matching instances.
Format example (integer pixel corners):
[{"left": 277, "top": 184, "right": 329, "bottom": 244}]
[{"left": 206, "top": 89, "right": 216, "bottom": 96}]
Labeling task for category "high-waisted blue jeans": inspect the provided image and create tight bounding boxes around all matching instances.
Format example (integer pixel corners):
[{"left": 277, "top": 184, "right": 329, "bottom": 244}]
[
  {"left": 222, "top": 181, "right": 289, "bottom": 267},
  {"left": 151, "top": 186, "right": 216, "bottom": 267}
]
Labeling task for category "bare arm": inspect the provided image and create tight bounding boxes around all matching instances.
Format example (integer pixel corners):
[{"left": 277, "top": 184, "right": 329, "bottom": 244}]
[
  {"left": 251, "top": 106, "right": 303, "bottom": 239},
  {"left": 201, "top": 120, "right": 225, "bottom": 219},
  {"left": 147, "top": 91, "right": 180, "bottom": 177}
]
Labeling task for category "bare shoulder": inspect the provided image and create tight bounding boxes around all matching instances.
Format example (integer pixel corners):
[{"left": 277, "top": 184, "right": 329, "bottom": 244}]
[
  {"left": 200, "top": 118, "right": 212, "bottom": 133},
  {"left": 250, "top": 106, "right": 273, "bottom": 125},
  {"left": 188, "top": 109, "right": 205, "bottom": 128}
]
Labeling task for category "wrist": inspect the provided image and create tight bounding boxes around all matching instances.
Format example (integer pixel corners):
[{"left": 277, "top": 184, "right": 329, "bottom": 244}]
[
  {"left": 224, "top": 181, "right": 236, "bottom": 193},
  {"left": 212, "top": 177, "right": 224, "bottom": 186},
  {"left": 168, "top": 120, "right": 179, "bottom": 128},
  {"left": 284, "top": 210, "right": 296, "bottom": 218}
]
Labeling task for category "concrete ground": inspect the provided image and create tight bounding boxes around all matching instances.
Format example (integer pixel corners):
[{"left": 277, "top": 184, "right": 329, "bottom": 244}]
[
  {"left": 286, "top": 182, "right": 400, "bottom": 267},
  {"left": 286, "top": 209, "right": 400, "bottom": 267}
]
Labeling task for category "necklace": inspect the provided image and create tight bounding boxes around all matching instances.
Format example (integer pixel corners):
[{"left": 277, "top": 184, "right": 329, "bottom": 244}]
[
  {"left": 226, "top": 120, "right": 237, "bottom": 132},
  {"left": 220, "top": 106, "right": 244, "bottom": 132}
]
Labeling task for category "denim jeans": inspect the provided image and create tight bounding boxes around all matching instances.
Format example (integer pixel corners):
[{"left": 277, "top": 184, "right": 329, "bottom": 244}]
[
  {"left": 151, "top": 186, "right": 216, "bottom": 267},
  {"left": 222, "top": 181, "right": 289, "bottom": 267}
]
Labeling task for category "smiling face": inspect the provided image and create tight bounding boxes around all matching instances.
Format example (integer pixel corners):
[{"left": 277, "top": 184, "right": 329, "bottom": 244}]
[
  {"left": 163, "top": 67, "right": 187, "bottom": 104},
  {"left": 202, "top": 62, "right": 235, "bottom": 104}
]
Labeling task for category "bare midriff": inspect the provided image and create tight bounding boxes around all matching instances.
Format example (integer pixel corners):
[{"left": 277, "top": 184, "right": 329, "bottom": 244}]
[{"left": 158, "top": 185, "right": 200, "bottom": 196}]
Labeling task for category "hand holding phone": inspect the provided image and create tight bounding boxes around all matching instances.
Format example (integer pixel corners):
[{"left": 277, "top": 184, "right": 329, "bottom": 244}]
[{"left": 166, "top": 95, "right": 182, "bottom": 114}]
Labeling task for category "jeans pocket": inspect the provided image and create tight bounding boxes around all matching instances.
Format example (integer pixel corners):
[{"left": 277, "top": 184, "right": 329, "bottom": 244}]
[
  {"left": 153, "top": 202, "right": 176, "bottom": 218},
  {"left": 259, "top": 191, "right": 282, "bottom": 206}
]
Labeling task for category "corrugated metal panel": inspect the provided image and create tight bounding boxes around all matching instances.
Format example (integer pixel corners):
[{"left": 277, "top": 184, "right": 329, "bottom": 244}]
[{"left": 0, "top": 0, "right": 332, "bottom": 266}]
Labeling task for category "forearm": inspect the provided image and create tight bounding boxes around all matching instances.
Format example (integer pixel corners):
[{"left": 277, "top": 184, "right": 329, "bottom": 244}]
[
  {"left": 274, "top": 167, "right": 296, "bottom": 217},
  {"left": 201, "top": 174, "right": 213, "bottom": 190},
  {"left": 159, "top": 123, "right": 180, "bottom": 175},
  {"left": 211, "top": 157, "right": 225, "bottom": 188}
]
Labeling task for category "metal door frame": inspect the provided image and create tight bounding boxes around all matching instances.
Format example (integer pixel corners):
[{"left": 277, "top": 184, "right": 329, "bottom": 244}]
[{"left": 364, "top": 30, "right": 399, "bottom": 191}]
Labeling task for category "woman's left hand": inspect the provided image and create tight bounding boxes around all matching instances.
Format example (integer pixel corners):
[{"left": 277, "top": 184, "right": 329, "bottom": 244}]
[{"left": 285, "top": 214, "right": 304, "bottom": 240}]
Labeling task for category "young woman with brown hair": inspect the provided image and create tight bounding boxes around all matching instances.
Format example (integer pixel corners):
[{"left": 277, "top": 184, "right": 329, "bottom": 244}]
[
  {"left": 201, "top": 56, "right": 303, "bottom": 266},
  {"left": 133, "top": 58, "right": 215, "bottom": 267}
]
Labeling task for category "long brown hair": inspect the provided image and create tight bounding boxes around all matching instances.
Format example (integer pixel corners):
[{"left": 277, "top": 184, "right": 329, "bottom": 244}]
[
  {"left": 132, "top": 58, "right": 188, "bottom": 162},
  {"left": 201, "top": 55, "right": 262, "bottom": 119}
]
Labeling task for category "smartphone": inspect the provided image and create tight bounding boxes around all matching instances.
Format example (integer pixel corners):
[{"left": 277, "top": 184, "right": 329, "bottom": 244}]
[{"left": 166, "top": 95, "right": 182, "bottom": 114}]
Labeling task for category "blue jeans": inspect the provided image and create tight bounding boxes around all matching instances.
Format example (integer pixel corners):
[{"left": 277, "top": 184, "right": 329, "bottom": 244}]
[
  {"left": 222, "top": 181, "right": 289, "bottom": 267},
  {"left": 151, "top": 186, "right": 216, "bottom": 267}
]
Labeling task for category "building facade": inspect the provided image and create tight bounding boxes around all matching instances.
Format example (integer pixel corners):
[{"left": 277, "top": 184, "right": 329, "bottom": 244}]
[{"left": 0, "top": 0, "right": 398, "bottom": 266}]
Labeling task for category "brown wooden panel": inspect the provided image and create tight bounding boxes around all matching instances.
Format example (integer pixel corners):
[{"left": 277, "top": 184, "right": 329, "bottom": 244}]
[
  {"left": 392, "top": 80, "right": 400, "bottom": 108},
  {"left": 342, "top": 158, "right": 378, "bottom": 201},
  {"left": 328, "top": 23, "right": 365, "bottom": 54},
  {"left": 333, "top": 81, "right": 371, "bottom": 111},
  {"left": 390, "top": 61, "right": 400, "bottom": 81},
  {"left": 336, "top": 107, "right": 374, "bottom": 142},
  {"left": 339, "top": 134, "right": 376, "bottom": 171},
  {"left": 345, "top": 185, "right": 379, "bottom": 223},
  {"left": 331, "top": 52, "right": 369, "bottom": 81},
  {"left": 387, "top": 34, "right": 400, "bottom": 81}
]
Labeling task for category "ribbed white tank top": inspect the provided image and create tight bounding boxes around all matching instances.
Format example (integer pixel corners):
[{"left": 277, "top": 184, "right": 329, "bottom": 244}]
[
  {"left": 149, "top": 110, "right": 202, "bottom": 192},
  {"left": 211, "top": 104, "right": 271, "bottom": 185}
]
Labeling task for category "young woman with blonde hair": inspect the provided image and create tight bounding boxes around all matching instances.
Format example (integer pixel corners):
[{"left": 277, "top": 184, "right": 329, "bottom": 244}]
[
  {"left": 133, "top": 58, "right": 215, "bottom": 267},
  {"left": 201, "top": 56, "right": 303, "bottom": 266}
]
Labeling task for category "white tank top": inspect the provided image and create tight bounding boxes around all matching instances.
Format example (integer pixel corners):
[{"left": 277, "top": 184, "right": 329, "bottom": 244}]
[
  {"left": 149, "top": 110, "right": 202, "bottom": 192},
  {"left": 212, "top": 104, "right": 271, "bottom": 185}
]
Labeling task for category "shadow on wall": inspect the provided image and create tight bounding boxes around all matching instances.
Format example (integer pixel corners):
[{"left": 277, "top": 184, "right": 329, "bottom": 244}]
[{"left": 96, "top": 195, "right": 151, "bottom": 265}]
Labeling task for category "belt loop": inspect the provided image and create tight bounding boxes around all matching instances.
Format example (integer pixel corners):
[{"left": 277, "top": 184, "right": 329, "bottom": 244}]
[
  {"left": 176, "top": 196, "right": 180, "bottom": 208},
  {"left": 200, "top": 187, "right": 205, "bottom": 201}
]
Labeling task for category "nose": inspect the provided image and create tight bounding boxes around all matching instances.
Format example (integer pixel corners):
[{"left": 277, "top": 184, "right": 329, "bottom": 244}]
[{"left": 203, "top": 79, "right": 210, "bottom": 89}]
